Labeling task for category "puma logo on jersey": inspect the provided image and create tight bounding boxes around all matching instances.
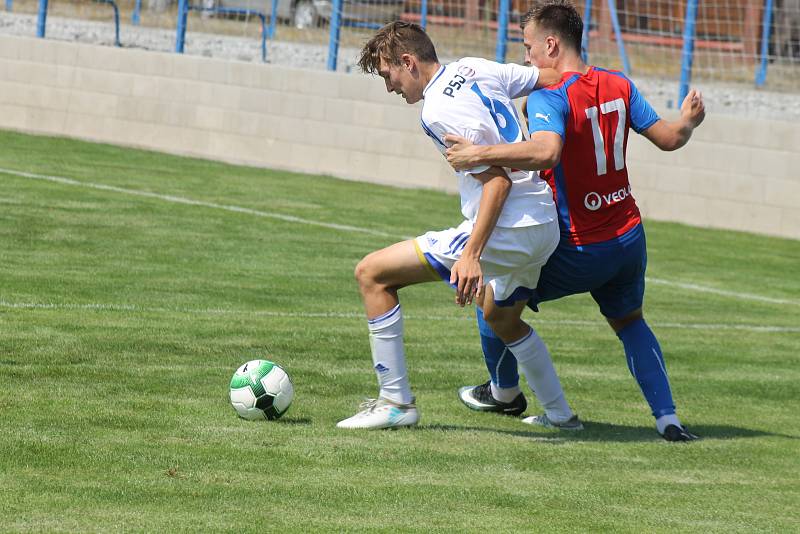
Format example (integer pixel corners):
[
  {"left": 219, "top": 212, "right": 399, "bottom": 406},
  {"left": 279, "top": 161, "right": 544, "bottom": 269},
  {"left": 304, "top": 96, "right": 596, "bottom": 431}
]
[{"left": 535, "top": 113, "right": 551, "bottom": 123}]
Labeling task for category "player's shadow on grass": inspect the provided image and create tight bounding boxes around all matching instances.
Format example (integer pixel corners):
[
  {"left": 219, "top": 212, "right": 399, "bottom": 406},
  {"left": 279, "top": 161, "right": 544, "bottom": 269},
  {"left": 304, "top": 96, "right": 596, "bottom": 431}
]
[
  {"left": 673, "top": 423, "right": 798, "bottom": 441},
  {"left": 421, "top": 421, "right": 797, "bottom": 442},
  {"left": 574, "top": 421, "right": 797, "bottom": 442}
]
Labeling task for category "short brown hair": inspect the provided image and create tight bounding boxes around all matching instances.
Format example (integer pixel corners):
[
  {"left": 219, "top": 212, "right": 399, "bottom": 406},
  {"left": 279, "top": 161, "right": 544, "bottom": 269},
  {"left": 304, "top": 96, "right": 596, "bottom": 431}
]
[
  {"left": 520, "top": 0, "right": 583, "bottom": 53},
  {"left": 358, "top": 21, "right": 439, "bottom": 74}
]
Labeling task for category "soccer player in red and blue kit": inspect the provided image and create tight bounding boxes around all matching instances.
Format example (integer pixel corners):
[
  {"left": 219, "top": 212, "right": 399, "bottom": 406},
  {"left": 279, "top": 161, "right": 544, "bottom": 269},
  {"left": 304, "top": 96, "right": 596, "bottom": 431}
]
[{"left": 445, "top": 0, "right": 705, "bottom": 441}]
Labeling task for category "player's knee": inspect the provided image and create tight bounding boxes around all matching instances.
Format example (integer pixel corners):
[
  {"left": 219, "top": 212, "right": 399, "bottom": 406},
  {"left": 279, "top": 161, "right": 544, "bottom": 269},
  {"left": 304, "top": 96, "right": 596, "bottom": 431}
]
[
  {"left": 481, "top": 306, "right": 500, "bottom": 325},
  {"left": 607, "top": 308, "right": 643, "bottom": 333},
  {"left": 354, "top": 254, "right": 383, "bottom": 293},
  {"left": 481, "top": 307, "right": 511, "bottom": 335},
  {"left": 354, "top": 256, "right": 372, "bottom": 285}
]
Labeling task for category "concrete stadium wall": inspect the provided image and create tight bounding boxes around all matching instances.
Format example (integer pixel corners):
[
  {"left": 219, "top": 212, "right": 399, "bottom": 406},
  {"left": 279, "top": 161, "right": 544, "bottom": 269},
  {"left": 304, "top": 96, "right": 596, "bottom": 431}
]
[{"left": 1, "top": 35, "right": 798, "bottom": 240}]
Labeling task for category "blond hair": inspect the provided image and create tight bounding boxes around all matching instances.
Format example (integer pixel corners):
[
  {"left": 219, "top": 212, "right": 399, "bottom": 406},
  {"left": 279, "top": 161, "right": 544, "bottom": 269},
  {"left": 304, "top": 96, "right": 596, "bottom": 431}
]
[{"left": 358, "top": 21, "right": 438, "bottom": 74}]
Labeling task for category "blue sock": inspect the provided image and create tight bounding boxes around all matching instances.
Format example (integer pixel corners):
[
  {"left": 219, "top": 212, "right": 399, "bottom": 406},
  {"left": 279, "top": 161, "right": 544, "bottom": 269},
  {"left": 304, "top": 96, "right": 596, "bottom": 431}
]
[
  {"left": 617, "top": 318, "right": 676, "bottom": 418},
  {"left": 476, "top": 307, "right": 519, "bottom": 388}
]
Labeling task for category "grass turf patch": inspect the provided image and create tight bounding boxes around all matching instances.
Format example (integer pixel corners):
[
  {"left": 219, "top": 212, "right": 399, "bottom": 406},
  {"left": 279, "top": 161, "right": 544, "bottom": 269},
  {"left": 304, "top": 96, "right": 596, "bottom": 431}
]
[{"left": 0, "top": 130, "right": 798, "bottom": 532}]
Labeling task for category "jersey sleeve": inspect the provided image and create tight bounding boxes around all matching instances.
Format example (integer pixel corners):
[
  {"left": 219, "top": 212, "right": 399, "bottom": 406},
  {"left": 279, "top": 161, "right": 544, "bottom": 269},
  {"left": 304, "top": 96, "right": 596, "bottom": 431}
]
[
  {"left": 628, "top": 79, "right": 660, "bottom": 133},
  {"left": 526, "top": 88, "right": 569, "bottom": 139},
  {"left": 494, "top": 62, "right": 540, "bottom": 99}
]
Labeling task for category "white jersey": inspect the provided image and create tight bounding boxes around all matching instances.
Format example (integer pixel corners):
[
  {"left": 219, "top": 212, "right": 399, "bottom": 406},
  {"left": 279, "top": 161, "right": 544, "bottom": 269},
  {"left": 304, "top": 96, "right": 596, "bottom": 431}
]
[{"left": 420, "top": 57, "right": 556, "bottom": 228}]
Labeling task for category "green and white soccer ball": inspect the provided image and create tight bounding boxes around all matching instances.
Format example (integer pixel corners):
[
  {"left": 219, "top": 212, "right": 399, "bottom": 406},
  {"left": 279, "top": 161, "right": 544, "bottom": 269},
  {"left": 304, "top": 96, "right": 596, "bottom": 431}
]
[{"left": 229, "top": 360, "right": 294, "bottom": 420}]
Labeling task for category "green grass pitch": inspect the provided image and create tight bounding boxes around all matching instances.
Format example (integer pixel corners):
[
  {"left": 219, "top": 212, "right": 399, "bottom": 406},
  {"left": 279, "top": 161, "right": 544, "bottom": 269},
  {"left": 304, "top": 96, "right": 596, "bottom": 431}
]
[{"left": 0, "top": 130, "right": 798, "bottom": 532}]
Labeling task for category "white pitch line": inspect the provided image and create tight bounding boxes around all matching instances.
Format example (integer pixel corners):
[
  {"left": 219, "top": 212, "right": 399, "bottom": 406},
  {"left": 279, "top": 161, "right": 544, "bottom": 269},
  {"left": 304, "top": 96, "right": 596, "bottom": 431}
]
[
  {"left": 648, "top": 278, "right": 799, "bottom": 306},
  {"left": 0, "top": 167, "right": 404, "bottom": 240},
  {"left": 2, "top": 166, "right": 798, "bottom": 308},
  {"left": 1, "top": 300, "right": 798, "bottom": 333}
]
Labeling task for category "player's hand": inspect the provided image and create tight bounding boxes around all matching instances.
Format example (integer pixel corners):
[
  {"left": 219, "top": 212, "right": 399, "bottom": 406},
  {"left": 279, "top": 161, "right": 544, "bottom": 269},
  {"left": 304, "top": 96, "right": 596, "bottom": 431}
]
[
  {"left": 444, "top": 134, "right": 481, "bottom": 171},
  {"left": 680, "top": 89, "right": 705, "bottom": 128},
  {"left": 450, "top": 256, "right": 483, "bottom": 307}
]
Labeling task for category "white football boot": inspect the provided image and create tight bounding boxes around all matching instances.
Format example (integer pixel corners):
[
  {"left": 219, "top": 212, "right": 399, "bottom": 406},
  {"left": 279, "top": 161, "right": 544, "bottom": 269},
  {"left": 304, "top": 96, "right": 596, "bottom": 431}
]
[
  {"left": 522, "top": 413, "right": 584, "bottom": 430},
  {"left": 336, "top": 397, "right": 419, "bottom": 429}
]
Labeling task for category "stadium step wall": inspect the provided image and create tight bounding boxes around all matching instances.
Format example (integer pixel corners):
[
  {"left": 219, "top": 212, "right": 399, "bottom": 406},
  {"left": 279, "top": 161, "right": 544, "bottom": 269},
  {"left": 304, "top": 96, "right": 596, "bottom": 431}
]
[{"left": 0, "top": 35, "right": 798, "bottom": 240}]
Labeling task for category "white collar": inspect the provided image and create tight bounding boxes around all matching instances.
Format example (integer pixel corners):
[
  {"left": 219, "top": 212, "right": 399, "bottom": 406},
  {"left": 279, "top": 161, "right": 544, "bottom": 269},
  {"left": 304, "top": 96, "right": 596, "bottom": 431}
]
[{"left": 422, "top": 64, "right": 446, "bottom": 98}]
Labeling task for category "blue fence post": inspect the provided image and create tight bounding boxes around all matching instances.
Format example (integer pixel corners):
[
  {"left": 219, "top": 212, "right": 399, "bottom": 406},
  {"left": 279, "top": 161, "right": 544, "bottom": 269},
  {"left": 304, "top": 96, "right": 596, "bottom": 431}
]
[
  {"left": 679, "top": 0, "right": 698, "bottom": 103},
  {"left": 132, "top": 0, "right": 141, "bottom": 25},
  {"left": 5, "top": 0, "right": 12, "bottom": 12},
  {"left": 327, "top": 0, "right": 342, "bottom": 71},
  {"left": 267, "top": 0, "right": 278, "bottom": 38},
  {"left": 755, "top": 0, "right": 774, "bottom": 87},
  {"left": 581, "top": 0, "right": 592, "bottom": 63},
  {"left": 257, "top": 13, "right": 266, "bottom": 62},
  {"left": 495, "top": 0, "right": 509, "bottom": 63},
  {"left": 113, "top": 1, "right": 121, "bottom": 46},
  {"left": 36, "top": 0, "right": 48, "bottom": 37},
  {"left": 607, "top": 0, "right": 630, "bottom": 74},
  {"left": 175, "top": 0, "right": 188, "bottom": 53},
  {"left": 420, "top": 0, "right": 428, "bottom": 30},
  {"left": 101, "top": 0, "right": 121, "bottom": 47}
]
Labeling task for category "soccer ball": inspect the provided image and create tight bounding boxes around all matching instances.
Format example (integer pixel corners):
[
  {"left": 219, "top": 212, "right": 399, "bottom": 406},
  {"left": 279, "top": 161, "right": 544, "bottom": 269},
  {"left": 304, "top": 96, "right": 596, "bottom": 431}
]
[{"left": 229, "top": 360, "right": 294, "bottom": 420}]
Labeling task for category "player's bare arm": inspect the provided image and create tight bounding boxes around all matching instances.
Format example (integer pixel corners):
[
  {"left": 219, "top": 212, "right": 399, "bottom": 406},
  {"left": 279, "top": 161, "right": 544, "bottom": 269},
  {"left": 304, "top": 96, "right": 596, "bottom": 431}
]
[
  {"left": 444, "top": 131, "right": 563, "bottom": 172},
  {"left": 520, "top": 95, "right": 529, "bottom": 126},
  {"left": 450, "top": 166, "right": 511, "bottom": 307},
  {"left": 642, "top": 89, "right": 705, "bottom": 151}
]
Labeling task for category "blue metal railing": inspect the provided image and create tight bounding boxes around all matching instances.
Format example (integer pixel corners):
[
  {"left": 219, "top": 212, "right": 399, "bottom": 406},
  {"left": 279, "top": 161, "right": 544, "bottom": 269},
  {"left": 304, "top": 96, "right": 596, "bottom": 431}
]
[
  {"left": 679, "top": 0, "right": 699, "bottom": 103},
  {"left": 326, "top": 0, "right": 343, "bottom": 71},
  {"left": 175, "top": 0, "right": 278, "bottom": 62},
  {"left": 36, "top": 0, "right": 120, "bottom": 44},
  {"left": 176, "top": 0, "right": 188, "bottom": 52},
  {"left": 492, "top": 0, "right": 622, "bottom": 70},
  {"left": 581, "top": 0, "right": 593, "bottom": 63},
  {"left": 20, "top": 0, "right": 781, "bottom": 93},
  {"left": 487, "top": 0, "right": 707, "bottom": 101},
  {"left": 494, "top": 0, "right": 510, "bottom": 63},
  {"left": 98, "top": 0, "right": 121, "bottom": 47},
  {"left": 607, "top": 0, "right": 631, "bottom": 74},
  {"left": 755, "top": 0, "right": 774, "bottom": 87},
  {"left": 36, "top": 0, "right": 47, "bottom": 37},
  {"left": 132, "top": 0, "right": 141, "bottom": 25}
]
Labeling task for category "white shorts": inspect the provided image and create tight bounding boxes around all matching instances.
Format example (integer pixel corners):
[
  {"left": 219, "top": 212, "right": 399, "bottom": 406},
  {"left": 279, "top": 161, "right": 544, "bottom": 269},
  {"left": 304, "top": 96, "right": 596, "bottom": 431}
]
[{"left": 414, "top": 219, "right": 559, "bottom": 305}]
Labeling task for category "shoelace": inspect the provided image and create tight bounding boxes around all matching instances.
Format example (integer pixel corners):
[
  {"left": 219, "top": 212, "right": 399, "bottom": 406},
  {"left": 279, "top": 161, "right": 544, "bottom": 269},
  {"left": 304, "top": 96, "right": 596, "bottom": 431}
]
[
  {"left": 358, "top": 398, "right": 379, "bottom": 413},
  {"left": 473, "top": 381, "right": 494, "bottom": 403},
  {"left": 537, "top": 415, "right": 553, "bottom": 427}
]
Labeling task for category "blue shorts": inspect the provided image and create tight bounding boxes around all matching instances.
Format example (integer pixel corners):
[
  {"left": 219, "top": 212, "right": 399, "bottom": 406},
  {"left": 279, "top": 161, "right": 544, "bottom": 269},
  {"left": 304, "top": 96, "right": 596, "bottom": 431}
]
[{"left": 528, "top": 223, "right": 646, "bottom": 319}]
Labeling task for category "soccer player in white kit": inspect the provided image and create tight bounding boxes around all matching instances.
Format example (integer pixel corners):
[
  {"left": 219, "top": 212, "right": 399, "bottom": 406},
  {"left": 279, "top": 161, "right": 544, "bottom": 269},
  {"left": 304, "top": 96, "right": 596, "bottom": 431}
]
[{"left": 337, "top": 21, "right": 580, "bottom": 429}]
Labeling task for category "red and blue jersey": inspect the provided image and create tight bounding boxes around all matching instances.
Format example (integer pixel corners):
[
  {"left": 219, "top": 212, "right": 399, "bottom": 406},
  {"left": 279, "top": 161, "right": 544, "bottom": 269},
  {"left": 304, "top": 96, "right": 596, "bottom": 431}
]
[{"left": 526, "top": 67, "right": 659, "bottom": 245}]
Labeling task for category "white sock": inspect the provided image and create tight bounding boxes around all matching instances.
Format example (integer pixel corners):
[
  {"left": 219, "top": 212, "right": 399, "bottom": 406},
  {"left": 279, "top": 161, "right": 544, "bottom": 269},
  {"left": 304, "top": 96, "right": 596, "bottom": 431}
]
[
  {"left": 490, "top": 382, "right": 522, "bottom": 403},
  {"left": 656, "top": 414, "right": 682, "bottom": 434},
  {"left": 367, "top": 304, "right": 413, "bottom": 405},
  {"left": 506, "top": 328, "right": 573, "bottom": 422}
]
